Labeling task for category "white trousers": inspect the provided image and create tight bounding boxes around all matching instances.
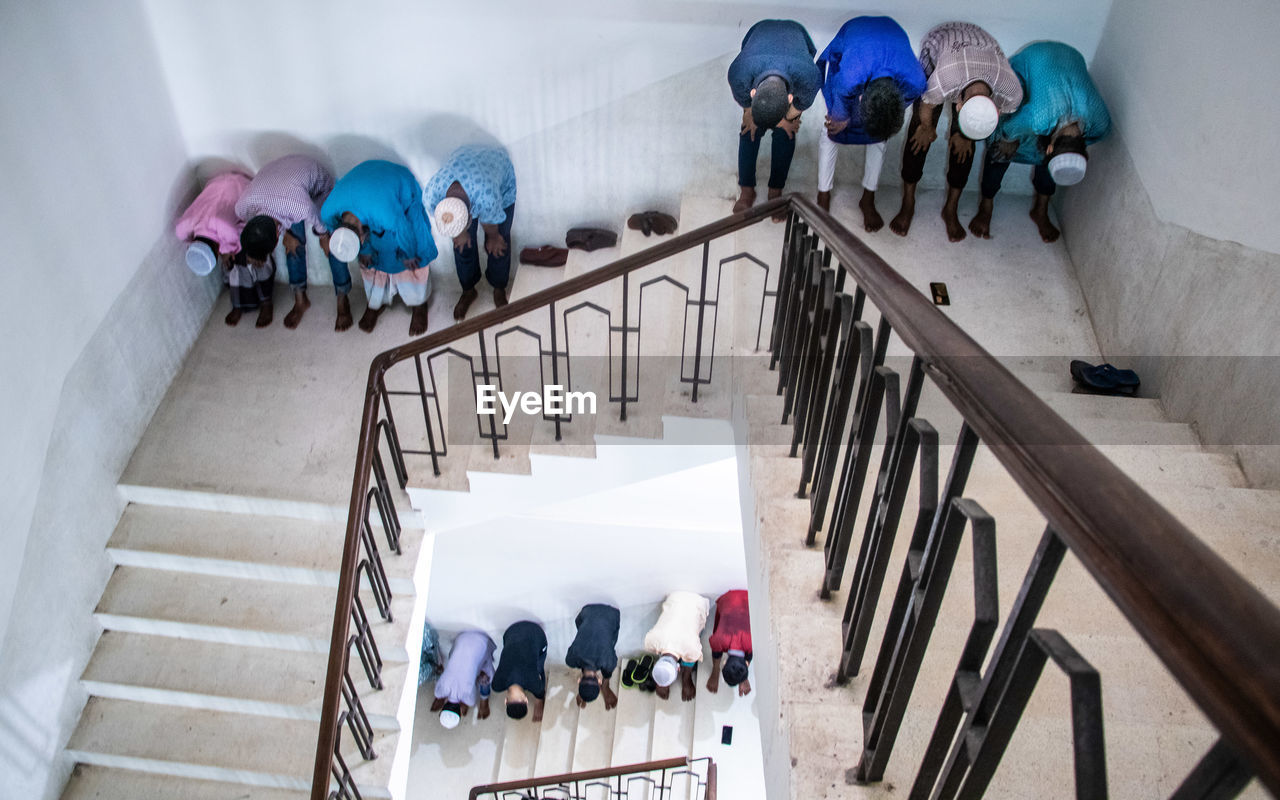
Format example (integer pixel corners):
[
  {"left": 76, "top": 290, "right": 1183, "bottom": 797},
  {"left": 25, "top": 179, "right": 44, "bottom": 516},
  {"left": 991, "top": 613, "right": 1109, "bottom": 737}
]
[{"left": 818, "top": 133, "right": 886, "bottom": 193}]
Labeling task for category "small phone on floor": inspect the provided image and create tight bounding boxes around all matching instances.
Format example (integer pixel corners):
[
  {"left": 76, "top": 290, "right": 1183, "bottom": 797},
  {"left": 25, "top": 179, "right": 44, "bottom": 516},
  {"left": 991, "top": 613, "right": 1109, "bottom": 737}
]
[{"left": 721, "top": 725, "right": 733, "bottom": 745}]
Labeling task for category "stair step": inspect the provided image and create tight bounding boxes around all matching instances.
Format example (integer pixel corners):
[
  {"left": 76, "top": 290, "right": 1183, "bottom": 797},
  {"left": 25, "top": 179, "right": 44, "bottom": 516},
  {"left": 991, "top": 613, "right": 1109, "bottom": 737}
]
[
  {"left": 1069, "top": 418, "right": 1201, "bottom": 448},
  {"left": 80, "top": 631, "right": 405, "bottom": 724},
  {"left": 1097, "top": 447, "right": 1246, "bottom": 488},
  {"left": 495, "top": 710, "right": 541, "bottom": 782},
  {"left": 107, "top": 504, "right": 421, "bottom": 591},
  {"left": 610, "top": 681, "right": 657, "bottom": 767},
  {"left": 532, "top": 668, "right": 582, "bottom": 777},
  {"left": 571, "top": 671, "right": 620, "bottom": 772},
  {"left": 1040, "top": 392, "right": 1166, "bottom": 422},
  {"left": 648, "top": 688, "right": 695, "bottom": 762},
  {"left": 65, "top": 698, "right": 394, "bottom": 796},
  {"left": 1011, "top": 369, "right": 1076, "bottom": 394},
  {"left": 61, "top": 764, "right": 311, "bottom": 800},
  {"left": 95, "top": 567, "right": 412, "bottom": 660}
]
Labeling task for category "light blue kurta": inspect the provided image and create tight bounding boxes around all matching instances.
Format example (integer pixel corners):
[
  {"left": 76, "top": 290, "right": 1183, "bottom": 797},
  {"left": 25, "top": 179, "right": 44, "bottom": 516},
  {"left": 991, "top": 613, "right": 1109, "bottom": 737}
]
[{"left": 423, "top": 146, "right": 517, "bottom": 226}]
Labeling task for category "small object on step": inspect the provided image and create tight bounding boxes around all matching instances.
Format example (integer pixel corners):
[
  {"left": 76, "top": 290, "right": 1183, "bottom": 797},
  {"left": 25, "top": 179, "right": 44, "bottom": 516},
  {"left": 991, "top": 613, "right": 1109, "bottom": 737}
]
[
  {"left": 1069, "top": 359, "right": 1140, "bottom": 395},
  {"left": 565, "top": 227, "right": 617, "bottom": 251},
  {"left": 627, "top": 210, "right": 679, "bottom": 237},
  {"left": 519, "top": 245, "right": 568, "bottom": 267},
  {"left": 930, "top": 282, "right": 950, "bottom": 306},
  {"left": 721, "top": 725, "right": 734, "bottom": 745}
]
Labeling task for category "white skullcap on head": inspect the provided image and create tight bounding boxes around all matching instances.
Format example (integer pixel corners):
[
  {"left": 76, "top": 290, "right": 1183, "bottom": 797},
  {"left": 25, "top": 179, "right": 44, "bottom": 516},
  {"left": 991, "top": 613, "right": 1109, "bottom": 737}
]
[
  {"left": 185, "top": 241, "right": 217, "bottom": 276},
  {"left": 439, "top": 709, "right": 461, "bottom": 730},
  {"left": 652, "top": 655, "right": 679, "bottom": 687},
  {"left": 1048, "top": 152, "right": 1088, "bottom": 186},
  {"left": 957, "top": 95, "right": 999, "bottom": 140},
  {"left": 434, "top": 197, "right": 470, "bottom": 239},
  {"left": 329, "top": 227, "right": 361, "bottom": 262}
]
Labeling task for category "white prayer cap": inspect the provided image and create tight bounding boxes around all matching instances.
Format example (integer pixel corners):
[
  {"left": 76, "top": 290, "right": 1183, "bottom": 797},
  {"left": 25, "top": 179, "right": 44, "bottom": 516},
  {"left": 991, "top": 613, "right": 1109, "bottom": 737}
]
[
  {"left": 185, "top": 241, "right": 217, "bottom": 276},
  {"left": 957, "top": 95, "right": 999, "bottom": 140},
  {"left": 439, "top": 709, "right": 461, "bottom": 730},
  {"left": 1048, "top": 152, "right": 1088, "bottom": 186},
  {"left": 329, "top": 227, "right": 361, "bottom": 262},
  {"left": 435, "top": 197, "right": 470, "bottom": 239},
  {"left": 652, "top": 655, "right": 679, "bottom": 688}
]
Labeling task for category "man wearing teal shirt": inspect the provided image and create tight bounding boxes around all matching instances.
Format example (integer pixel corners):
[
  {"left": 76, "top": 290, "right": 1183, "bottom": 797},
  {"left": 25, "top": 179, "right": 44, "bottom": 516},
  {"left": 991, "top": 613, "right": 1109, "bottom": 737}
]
[{"left": 971, "top": 41, "right": 1111, "bottom": 243}]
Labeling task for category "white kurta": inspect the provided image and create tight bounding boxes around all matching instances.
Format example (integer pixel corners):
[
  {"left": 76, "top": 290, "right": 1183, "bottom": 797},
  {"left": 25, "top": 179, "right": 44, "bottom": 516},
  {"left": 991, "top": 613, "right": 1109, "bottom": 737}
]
[{"left": 644, "top": 591, "right": 711, "bottom": 663}]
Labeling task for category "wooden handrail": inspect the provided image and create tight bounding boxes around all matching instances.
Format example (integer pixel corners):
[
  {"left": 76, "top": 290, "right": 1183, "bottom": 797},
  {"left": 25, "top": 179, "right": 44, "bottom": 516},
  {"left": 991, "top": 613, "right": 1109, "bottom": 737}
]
[
  {"left": 467, "top": 757, "right": 692, "bottom": 799},
  {"left": 311, "top": 194, "right": 1280, "bottom": 797}
]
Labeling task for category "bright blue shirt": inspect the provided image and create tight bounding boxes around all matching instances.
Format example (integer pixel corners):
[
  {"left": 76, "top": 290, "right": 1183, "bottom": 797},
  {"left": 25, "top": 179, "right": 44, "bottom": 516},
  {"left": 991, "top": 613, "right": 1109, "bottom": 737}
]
[
  {"left": 727, "top": 20, "right": 822, "bottom": 111},
  {"left": 423, "top": 146, "right": 517, "bottom": 226},
  {"left": 319, "top": 160, "right": 437, "bottom": 275},
  {"left": 989, "top": 41, "right": 1112, "bottom": 165},
  {"left": 818, "top": 16, "right": 926, "bottom": 145}
]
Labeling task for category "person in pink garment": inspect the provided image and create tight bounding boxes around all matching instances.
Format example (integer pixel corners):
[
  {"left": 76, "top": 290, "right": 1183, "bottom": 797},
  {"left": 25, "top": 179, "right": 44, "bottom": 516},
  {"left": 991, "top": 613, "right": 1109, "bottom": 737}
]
[{"left": 175, "top": 172, "right": 276, "bottom": 327}]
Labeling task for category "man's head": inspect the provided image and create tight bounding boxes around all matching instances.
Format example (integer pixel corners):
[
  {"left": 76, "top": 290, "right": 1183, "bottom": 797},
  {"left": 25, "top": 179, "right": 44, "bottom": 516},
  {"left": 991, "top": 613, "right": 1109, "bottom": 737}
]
[
  {"left": 439, "top": 701, "right": 462, "bottom": 729},
  {"left": 859, "top": 77, "right": 906, "bottom": 141},
  {"left": 578, "top": 672, "right": 601, "bottom": 703},
  {"left": 722, "top": 655, "right": 750, "bottom": 687},
  {"left": 652, "top": 654, "right": 680, "bottom": 688},
  {"left": 956, "top": 81, "right": 998, "bottom": 140},
  {"left": 750, "top": 75, "right": 792, "bottom": 130},
  {"left": 506, "top": 684, "right": 529, "bottom": 719},
  {"left": 240, "top": 215, "right": 279, "bottom": 265},
  {"left": 1047, "top": 123, "right": 1089, "bottom": 185}
]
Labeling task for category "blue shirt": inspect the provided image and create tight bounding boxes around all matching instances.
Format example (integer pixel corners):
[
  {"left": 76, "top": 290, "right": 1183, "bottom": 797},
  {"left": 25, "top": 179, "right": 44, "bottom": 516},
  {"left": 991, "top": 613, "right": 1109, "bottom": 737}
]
[
  {"left": 319, "top": 160, "right": 437, "bottom": 275},
  {"left": 423, "top": 146, "right": 517, "bottom": 226},
  {"left": 565, "top": 604, "right": 620, "bottom": 677},
  {"left": 818, "top": 16, "right": 927, "bottom": 145},
  {"left": 989, "top": 42, "right": 1112, "bottom": 165},
  {"left": 727, "top": 20, "right": 822, "bottom": 112}
]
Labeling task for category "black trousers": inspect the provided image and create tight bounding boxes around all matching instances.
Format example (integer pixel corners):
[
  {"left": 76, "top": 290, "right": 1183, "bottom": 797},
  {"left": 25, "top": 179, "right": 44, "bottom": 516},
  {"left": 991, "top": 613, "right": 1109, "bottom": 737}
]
[
  {"left": 900, "top": 101, "right": 978, "bottom": 190},
  {"left": 979, "top": 150, "right": 1057, "bottom": 199}
]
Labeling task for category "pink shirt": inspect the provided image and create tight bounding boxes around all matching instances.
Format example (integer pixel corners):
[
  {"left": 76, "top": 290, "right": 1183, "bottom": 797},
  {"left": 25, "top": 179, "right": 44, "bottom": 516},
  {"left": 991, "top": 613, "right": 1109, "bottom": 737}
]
[{"left": 174, "top": 173, "right": 251, "bottom": 255}]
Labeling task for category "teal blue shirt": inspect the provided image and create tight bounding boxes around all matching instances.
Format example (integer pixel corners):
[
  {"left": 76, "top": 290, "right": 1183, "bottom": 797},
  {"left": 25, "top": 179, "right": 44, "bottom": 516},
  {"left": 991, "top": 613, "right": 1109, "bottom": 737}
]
[
  {"left": 319, "top": 160, "right": 437, "bottom": 274},
  {"left": 990, "top": 42, "right": 1112, "bottom": 165}
]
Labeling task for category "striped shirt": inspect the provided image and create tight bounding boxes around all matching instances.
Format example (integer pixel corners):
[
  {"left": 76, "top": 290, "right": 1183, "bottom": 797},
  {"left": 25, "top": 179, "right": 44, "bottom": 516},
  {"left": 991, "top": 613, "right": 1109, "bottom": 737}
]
[
  {"left": 236, "top": 155, "right": 334, "bottom": 236},
  {"left": 919, "top": 22, "right": 1022, "bottom": 113}
]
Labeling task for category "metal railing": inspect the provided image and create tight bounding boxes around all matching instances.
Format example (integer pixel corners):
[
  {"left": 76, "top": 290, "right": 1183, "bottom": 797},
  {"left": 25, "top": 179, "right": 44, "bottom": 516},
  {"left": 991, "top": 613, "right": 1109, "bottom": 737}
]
[
  {"left": 310, "top": 194, "right": 1280, "bottom": 799},
  {"left": 468, "top": 756, "right": 716, "bottom": 800}
]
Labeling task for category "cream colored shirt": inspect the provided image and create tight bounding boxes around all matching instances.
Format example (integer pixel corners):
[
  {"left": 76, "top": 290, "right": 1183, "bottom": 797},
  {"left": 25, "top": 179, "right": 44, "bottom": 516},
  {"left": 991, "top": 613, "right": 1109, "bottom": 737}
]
[{"left": 644, "top": 591, "right": 710, "bottom": 663}]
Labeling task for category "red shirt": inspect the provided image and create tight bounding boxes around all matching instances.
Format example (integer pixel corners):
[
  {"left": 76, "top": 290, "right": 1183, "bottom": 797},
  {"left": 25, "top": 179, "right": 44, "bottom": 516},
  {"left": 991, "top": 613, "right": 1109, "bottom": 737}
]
[{"left": 709, "top": 590, "right": 752, "bottom": 657}]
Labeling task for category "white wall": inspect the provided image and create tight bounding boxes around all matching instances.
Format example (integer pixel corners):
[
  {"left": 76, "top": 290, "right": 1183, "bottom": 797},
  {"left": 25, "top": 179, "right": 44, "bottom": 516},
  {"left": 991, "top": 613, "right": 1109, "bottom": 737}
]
[
  {"left": 141, "top": 0, "right": 1113, "bottom": 273},
  {"left": 0, "top": 3, "right": 210, "bottom": 798},
  {"left": 1085, "top": 0, "right": 1280, "bottom": 254}
]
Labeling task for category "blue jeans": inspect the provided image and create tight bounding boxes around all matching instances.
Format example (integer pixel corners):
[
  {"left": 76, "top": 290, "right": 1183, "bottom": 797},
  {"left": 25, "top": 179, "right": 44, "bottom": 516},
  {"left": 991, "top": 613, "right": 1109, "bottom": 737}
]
[
  {"left": 455, "top": 203, "right": 515, "bottom": 291},
  {"left": 286, "top": 221, "right": 352, "bottom": 295},
  {"left": 738, "top": 127, "right": 796, "bottom": 189}
]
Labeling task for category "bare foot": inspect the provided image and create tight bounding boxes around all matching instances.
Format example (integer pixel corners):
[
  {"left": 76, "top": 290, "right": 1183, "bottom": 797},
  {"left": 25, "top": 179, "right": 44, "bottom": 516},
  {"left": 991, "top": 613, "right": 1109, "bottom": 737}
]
[
  {"left": 969, "top": 198, "right": 994, "bottom": 239},
  {"left": 655, "top": 684, "right": 670, "bottom": 701},
  {"left": 334, "top": 294, "right": 353, "bottom": 332},
  {"left": 859, "top": 190, "right": 883, "bottom": 232},
  {"left": 767, "top": 187, "right": 786, "bottom": 222},
  {"left": 493, "top": 287, "right": 508, "bottom": 308},
  {"left": 255, "top": 301, "right": 273, "bottom": 328},
  {"left": 224, "top": 308, "right": 242, "bottom": 326},
  {"left": 890, "top": 199, "right": 915, "bottom": 236},
  {"left": 453, "top": 289, "right": 477, "bottom": 321},
  {"left": 409, "top": 305, "right": 429, "bottom": 336},
  {"left": 732, "top": 186, "right": 756, "bottom": 214},
  {"left": 284, "top": 289, "right": 310, "bottom": 329},
  {"left": 941, "top": 204, "right": 967, "bottom": 242},
  {"left": 816, "top": 190, "right": 831, "bottom": 212},
  {"left": 358, "top": 306, "right": 383, "bottom": 333},
  {"left": 1029, "top": 195, "right": 1060, "bottom": 242}
]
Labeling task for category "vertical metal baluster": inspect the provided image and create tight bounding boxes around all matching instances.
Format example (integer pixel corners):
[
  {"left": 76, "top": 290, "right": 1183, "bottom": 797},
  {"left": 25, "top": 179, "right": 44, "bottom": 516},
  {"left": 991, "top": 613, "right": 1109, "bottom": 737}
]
[
  {"left": 1169, "top": 739, "right": 1254, "bottom": 800},
  {"left": 412, "top": 354, "right": 442, "bottom": 476},
  {"left": 476, "top": 332, "right": 500, "bottom": 459},
  {"left": 769, "top": 217, "right": 802, "bottom": 368},
  {"left": 822, "top": 366, "right": 886, "bottom": 597},
  {"left": 548, "top": 300, "right": 563, "bottom": 441},
  {"left": 620, "top": 273, "right": 630, "bottom": 422},
  {"left": 782, "top": 247, "right": 823, "bottom": 420},
  {"left": 787, "top": 267, "right": 833, "bottom": 440},
  {"left": 915, "top": 527, "right": 1068, "bottom": 800},
  {"left": 691, "top": 241, "right": 710, "bottom": 403},
  {"left": 798, "top": 282, "right": 844, "bottom": 496},
  {"left": 806, "top": 318, "right": 868, "bottom": 545},
  {"left": 376, "top": 384, "right": 408, "bottom": 488},
  {"left": 775, "top": 232, "right": 814, "bottom": 393}
]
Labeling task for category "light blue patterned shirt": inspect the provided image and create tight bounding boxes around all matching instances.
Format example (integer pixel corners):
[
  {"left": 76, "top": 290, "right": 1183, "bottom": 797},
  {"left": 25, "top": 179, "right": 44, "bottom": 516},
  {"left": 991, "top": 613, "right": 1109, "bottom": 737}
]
[
  {"left": 989, "top": 42, "right": 1111, "bottom": 165},
  {"left": 423, "top": 146, "right": 517, "bottom": 226}
]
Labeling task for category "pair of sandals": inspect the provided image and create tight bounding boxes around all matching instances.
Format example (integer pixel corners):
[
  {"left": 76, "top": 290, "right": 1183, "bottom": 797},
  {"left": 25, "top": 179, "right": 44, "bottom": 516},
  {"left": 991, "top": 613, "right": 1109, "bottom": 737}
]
[
  {"left": 566, "top": 227, "right": 618, "bottom": 251},
  {"left": 1069, "top": 360, "right": 1141, "bottom": 396},
  {"left": 627, "top": 211, "right": 679, "bottom": 237},
  {"left": 621, "top": 654, "right": 657, "bottom": 690}
]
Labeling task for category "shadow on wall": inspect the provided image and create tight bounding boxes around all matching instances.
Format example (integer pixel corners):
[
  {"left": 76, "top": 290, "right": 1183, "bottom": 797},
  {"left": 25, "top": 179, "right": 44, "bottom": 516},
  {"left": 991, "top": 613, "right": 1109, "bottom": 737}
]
[
  {"left": 408, "top": 114, "right": 503, "bottom": 167},
  {"left": 247, "top": 131, "right": 335, "bottom": 175},
  {"left": 324, "top": 133, "right": 406, "bottom": 174}
]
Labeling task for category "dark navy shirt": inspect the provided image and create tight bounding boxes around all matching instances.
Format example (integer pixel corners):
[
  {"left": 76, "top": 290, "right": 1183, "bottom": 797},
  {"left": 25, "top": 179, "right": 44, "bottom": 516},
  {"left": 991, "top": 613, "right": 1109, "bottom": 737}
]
[
  {"left": 491, "top": 620, "right": 548, "bottom": 700},
  {"left": 727, "top": 20, "right": 822, "bottom": 111},
  {"left": 565, "top": 603, "right": 620, "bottom": 678}
]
